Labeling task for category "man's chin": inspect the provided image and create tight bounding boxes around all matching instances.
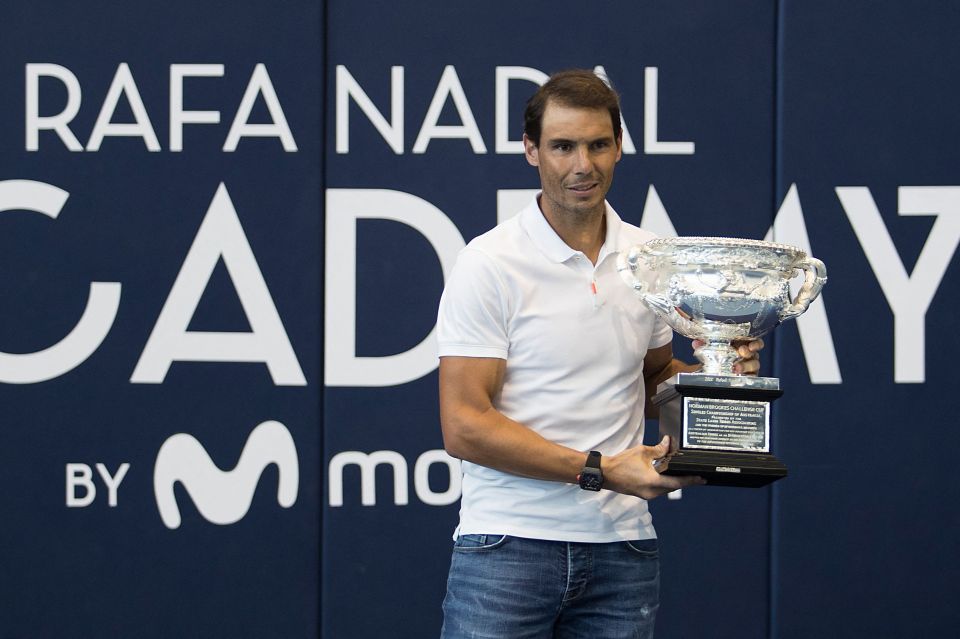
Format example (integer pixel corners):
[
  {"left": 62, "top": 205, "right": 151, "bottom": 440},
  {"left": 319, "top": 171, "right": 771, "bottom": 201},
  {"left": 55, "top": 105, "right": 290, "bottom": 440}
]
[
  {"left": 543, "top": 192, "right": 606, "bottom": 219},
  {"left": 567, "top": 193, "right": 604, "bottom": 212},
  {"left": 564, "top": 202, "right": 605, "bottom": 220}
]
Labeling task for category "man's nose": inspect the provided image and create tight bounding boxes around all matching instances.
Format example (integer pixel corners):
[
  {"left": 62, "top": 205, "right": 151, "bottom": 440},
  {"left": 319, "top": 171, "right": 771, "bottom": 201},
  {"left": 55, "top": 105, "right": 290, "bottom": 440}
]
[{"left": 573, "top": 145, "right": 593, "bottom": 174}]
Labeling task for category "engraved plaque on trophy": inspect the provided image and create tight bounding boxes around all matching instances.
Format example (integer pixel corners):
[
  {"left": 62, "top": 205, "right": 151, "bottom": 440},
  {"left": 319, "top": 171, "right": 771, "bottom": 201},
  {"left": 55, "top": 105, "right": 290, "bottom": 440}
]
[{"left": 618, "top": 237, "right": 828, "bottom": 487}]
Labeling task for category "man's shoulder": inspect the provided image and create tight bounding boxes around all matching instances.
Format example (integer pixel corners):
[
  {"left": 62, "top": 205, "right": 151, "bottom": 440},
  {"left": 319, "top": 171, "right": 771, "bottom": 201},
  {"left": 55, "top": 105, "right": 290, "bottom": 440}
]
[{"left": 463, "top": 213, "right": 527, "bottom": 257}]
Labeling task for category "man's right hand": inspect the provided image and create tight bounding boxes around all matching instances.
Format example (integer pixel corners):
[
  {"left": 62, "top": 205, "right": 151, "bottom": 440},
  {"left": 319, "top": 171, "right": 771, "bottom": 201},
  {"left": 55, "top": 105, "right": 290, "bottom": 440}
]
[{"left": 603, "top": 436, "right": 705, "bottom": 500}]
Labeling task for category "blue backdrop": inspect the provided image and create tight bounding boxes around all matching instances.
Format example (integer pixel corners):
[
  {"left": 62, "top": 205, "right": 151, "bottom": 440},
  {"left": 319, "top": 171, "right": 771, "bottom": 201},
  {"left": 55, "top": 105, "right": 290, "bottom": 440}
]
[{"left": 1, "top": 1, "right": 957, "bottom": 638}]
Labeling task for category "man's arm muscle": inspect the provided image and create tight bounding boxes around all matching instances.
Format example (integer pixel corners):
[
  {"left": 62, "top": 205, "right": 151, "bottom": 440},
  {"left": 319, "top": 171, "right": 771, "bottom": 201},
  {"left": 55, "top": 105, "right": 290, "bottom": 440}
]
[
  {"left": 439, "top": 355, "right": 702, "bottom": 499},
  {"left": 439, "top": 356, "right": 585, "bottom": 482}
]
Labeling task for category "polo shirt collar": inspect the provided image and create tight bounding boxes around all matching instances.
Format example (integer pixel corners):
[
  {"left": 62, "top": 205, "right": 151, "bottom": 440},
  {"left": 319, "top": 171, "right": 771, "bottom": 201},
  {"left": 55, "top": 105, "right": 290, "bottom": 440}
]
[{"left": 520, "top": 193, "right": 626, "bottom": 264}]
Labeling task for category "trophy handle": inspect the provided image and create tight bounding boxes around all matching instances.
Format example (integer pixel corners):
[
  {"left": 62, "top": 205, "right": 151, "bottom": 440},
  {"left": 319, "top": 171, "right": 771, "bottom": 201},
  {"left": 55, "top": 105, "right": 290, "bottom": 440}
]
[
  {"left": 616, "top": 247, "right": 674, "bottom": 315},
  {"left": 780, "top": 256, "right": 828, "bottom": 320}
]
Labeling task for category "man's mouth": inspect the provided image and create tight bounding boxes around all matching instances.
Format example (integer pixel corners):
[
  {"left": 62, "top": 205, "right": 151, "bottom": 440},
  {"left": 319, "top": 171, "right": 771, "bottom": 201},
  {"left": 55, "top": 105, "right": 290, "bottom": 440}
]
[{"left": 568, "top": 183, "right": 598, "bottom": 193}]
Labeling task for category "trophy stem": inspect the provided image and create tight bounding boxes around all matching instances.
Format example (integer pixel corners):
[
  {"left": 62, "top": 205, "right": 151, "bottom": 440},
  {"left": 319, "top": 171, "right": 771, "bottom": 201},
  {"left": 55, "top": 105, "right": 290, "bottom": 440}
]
[{"left": 694, "top": 340, "right": 740, "bottom": 376}]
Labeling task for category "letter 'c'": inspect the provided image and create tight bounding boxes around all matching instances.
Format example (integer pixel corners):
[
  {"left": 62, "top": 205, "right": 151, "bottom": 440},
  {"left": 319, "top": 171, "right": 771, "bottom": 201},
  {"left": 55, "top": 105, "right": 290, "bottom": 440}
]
[{"left": 0, "top": 180, "right": 121, "bottom": 383}]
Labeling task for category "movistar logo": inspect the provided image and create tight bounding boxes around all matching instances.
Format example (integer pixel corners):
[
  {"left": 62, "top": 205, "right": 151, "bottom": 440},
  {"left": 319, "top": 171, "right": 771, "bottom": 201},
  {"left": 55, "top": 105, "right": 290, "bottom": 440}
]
[{"left": 154, "top": 420, "right": 299, "bottom": 529}]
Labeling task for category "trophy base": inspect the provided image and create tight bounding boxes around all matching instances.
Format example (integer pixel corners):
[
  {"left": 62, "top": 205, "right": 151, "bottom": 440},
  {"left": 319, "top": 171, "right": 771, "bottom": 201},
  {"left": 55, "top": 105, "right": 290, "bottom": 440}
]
[
  {"left": 654, "top": 373, "right": 788, "bottom": 488},
  {"left": 661, "top": 449, "right": 787, "bottom": 487}
]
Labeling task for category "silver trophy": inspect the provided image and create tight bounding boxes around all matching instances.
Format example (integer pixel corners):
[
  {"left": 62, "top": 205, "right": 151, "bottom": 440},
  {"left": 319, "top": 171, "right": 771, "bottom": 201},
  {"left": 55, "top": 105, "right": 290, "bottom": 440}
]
[{"left": 618, "top": 236, "right": 827, "bottom": 486}]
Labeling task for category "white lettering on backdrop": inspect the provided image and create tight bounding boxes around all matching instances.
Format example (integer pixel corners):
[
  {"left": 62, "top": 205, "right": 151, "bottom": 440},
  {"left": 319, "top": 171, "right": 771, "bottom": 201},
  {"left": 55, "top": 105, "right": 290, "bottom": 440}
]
[
  {"left": 25, "top": 63, "right": 297, "bottom": 152},
  {"left": 335, "top": 64, "right": 692, "bottom": 156},
  {"left": 0, "top": 180, "right": 304, "bottom": 385},
  {"left": 325, "top": 185, "right": 959, "bottom": 386}
]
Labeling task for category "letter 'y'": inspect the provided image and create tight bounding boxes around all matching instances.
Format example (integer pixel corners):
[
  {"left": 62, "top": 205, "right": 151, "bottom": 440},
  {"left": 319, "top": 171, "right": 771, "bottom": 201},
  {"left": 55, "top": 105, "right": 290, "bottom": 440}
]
[{"left": 837, "top": 186, "right": 960, "bottom": 383}]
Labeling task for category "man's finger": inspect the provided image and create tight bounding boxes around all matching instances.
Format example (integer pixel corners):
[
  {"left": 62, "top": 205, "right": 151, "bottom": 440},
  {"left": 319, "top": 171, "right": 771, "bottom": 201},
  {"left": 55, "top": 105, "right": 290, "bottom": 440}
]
[
  {"left": 652, "top": 435, "right": 672, "bottom": 456},
  {"left": 738, "top": 343, "right": 759, "bottom": 358}
]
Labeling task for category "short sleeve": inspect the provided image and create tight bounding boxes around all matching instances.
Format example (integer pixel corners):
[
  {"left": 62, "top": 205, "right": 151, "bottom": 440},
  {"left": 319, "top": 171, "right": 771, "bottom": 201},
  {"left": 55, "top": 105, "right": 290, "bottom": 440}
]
[
  {"left": 649, "top": 314, "right": 674, "bottom": 349},
  {"left": 436, "top": 247, "right": 510, "bottom": 359}
]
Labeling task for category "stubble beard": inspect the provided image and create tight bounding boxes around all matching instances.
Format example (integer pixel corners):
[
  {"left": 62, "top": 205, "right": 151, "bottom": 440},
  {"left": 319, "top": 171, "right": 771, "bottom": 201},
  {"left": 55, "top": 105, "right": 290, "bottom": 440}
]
[{"left": 546, "top": 183, "right": 607, "bottom": 229}]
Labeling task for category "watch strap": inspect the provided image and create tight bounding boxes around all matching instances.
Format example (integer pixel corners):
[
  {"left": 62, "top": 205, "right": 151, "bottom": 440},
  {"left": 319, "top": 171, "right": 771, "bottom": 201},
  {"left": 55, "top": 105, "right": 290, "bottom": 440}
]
[
  {"left": 584, "top": 450, "right": 602, "bottom": 470},
  {"left": 577, "top": 450, "right": 603, "bottom": 491}
]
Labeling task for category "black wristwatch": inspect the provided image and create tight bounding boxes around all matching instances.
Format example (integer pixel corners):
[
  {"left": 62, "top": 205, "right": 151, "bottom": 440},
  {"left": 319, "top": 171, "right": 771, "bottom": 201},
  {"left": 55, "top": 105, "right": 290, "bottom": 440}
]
[{"left": 577, "top": 451, "right": 603, "bottom": 491}]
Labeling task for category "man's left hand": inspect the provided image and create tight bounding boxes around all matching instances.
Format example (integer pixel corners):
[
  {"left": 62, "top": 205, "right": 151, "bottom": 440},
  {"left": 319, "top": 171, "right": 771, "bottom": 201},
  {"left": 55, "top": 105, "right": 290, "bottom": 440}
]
[
  {"left": 732, "top": 338, "right": 764, "bottom": 375},
  {"left": 691, "top": 338, "right": 765, "bottom": 375}
]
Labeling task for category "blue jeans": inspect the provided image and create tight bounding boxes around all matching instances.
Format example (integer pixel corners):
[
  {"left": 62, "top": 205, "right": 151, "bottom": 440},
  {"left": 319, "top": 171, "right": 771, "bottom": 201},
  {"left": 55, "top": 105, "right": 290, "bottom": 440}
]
[{"left": 441, "top": 535, "right": 659, "bottom": 639}]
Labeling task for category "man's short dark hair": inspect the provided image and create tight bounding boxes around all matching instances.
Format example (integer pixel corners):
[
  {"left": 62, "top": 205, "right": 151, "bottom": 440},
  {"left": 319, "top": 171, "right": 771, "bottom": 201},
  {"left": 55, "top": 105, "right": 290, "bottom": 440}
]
[{"left": 523, "top": 69, "right": 622, "bottom": 146}]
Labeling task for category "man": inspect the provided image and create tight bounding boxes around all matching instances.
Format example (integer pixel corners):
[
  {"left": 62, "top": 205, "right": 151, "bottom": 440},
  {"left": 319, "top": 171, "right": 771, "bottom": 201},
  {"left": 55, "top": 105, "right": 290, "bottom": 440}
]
[{"left": 436, "top": 70, "right": 761, "bottom": 638}]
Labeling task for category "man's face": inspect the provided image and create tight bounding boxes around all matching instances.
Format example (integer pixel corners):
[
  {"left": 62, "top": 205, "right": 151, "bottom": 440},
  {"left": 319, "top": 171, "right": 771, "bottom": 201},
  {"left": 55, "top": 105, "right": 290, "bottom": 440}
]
[{"left": 524, "top": 101, "right": 622, "bottom": 222}]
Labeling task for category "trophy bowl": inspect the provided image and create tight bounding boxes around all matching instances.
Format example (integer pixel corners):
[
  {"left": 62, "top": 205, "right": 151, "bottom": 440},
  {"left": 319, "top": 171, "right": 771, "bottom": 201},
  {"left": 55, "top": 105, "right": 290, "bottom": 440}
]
[{"left": 618, "top": 236, "right": 827, "bottom": 376}]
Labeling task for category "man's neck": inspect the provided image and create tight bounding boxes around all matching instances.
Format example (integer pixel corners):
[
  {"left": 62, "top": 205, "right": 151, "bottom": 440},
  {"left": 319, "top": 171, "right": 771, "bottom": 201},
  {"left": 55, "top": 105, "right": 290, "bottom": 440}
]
[{"left": 538, "top": 196, "right": 606, "bottom": 264}]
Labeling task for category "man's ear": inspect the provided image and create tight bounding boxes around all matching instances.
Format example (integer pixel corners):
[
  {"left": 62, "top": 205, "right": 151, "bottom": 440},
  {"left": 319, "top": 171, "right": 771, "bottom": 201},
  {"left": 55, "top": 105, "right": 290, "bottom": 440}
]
[
  {"left": 615, "top": 131, "right": 623, "bottom": 162},
  {"left": 523, "top": 133, "right": 539, "bottom": 167}
]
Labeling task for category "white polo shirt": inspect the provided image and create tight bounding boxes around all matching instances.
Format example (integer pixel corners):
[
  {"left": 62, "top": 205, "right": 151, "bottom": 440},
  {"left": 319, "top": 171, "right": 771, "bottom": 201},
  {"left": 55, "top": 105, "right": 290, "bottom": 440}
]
[{"left": 437, "top": 195, "right": 672, "bottom": 543}]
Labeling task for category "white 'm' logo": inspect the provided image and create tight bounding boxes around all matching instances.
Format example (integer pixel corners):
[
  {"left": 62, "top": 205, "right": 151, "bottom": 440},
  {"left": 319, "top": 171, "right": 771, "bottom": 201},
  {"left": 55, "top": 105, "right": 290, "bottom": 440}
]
[{"left": 154, "top": 420, "right": 298, "bottom": 529}]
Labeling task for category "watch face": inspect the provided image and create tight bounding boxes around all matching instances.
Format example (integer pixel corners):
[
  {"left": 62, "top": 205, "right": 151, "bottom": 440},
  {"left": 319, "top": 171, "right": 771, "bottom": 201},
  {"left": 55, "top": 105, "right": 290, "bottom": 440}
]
[{"left": 579, "top": 470, "right": 603, "bottom": 491}]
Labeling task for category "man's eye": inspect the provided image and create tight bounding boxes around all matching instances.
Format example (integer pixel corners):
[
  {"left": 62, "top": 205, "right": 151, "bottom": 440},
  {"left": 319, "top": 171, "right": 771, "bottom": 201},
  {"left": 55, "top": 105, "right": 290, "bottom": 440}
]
[
  {"left": 592, "top": 141, "right": 609, "bottom": 150},
  {"left": 553, "top": 143, "right": 571, "bottom": 152}
]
